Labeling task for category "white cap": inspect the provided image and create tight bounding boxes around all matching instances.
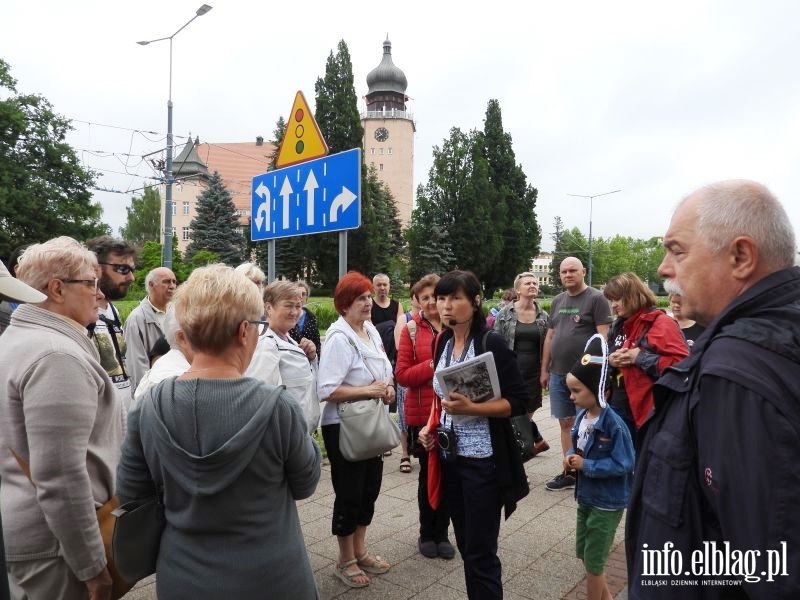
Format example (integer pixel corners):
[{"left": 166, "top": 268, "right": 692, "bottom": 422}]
[{"left": 0, "top": 259, "right": 47, "bottom": 303}]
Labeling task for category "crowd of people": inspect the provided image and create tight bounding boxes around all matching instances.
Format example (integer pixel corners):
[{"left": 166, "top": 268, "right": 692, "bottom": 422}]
[{"left": 0, "top": 178, "right": 798, "bottom": 599}]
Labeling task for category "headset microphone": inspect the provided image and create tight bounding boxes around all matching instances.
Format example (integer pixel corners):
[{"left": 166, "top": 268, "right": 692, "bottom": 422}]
[{"left": 447, "top": 318, "right": 470, "bottom": 326}]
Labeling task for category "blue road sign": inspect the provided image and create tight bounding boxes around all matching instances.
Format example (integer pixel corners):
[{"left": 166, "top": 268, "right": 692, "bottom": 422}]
[{"left": 251, "top": 148, "right": 361, "bottom": 241}]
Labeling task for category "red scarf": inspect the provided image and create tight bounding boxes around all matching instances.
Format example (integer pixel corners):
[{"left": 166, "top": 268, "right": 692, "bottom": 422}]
[{"left": 426, "top": 395, "right": 442, "bottom": 509}]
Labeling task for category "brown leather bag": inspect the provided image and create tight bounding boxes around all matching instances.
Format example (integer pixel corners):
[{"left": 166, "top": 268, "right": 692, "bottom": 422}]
[{"left": 10, "top": 449, "right": 134, "bottom": 599}]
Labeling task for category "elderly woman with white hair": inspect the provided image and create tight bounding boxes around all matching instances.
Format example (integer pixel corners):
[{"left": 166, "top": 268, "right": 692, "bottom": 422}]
[
  {"left": 0, "top": 236, "right": 122, "bottom": 599},
  {"left": 132, "top": 306, "right": 193, "bottom": 407},
  {"left": 235, "top": 262, "right": 266, "bottom": 289},
  {"left": 116, "top": 264, "right": 321, "bottom": 599},
  {"left": 246, "top": 280, "right": 320, "bottom": 433}
]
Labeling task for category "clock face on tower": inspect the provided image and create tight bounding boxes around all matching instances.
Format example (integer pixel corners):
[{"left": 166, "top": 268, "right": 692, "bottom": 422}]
[{"left": 374, "top": 127, "right": 389, "bottom": 142}]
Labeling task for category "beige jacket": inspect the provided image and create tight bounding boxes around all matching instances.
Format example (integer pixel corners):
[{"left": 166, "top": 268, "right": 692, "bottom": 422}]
[{"left": 0, "top": 305, "right": 123, "bottom": 581}]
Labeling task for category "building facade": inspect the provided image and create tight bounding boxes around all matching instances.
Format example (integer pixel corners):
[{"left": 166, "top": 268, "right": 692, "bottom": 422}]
[
  {"left": 532, "top": 252, "right": 553, "bottom": 287},
  {"left": 159, "top": 137, "right": 274, "bottom": 253},
  {"left": 360, "top": 39, "right": 415, "bottom": 226}
]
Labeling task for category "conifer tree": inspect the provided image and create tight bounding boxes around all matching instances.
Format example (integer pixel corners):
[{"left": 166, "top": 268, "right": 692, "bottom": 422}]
[
  {"left": 186, "top": 171, "right": 243, "bottom": 266},
  {"left": 482, "top": 99, "right": 541, "bottom": 292}
]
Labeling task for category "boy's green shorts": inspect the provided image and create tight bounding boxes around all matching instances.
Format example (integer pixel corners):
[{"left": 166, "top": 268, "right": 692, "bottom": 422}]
[{"left": 576, "top": 504, "right": 623, "bottom": 575}]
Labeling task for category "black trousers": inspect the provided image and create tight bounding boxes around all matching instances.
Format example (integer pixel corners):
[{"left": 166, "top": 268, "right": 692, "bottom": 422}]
[
  {"left": 322, "top": 424, "right": 383, "bottom": 537},
  {"left": 417, "top": 449, "right": 451, "bottom": 543},
  {"left": 444, "top": 456, "right": 503, "bottom": 600}
]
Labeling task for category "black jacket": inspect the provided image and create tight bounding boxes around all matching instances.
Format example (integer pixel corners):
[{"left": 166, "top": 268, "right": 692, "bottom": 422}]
[
  {"left": 434, "top": 327, "right": 530, "bottom": 519},
  {"left": 626, "top": 267, "right": 800, "bottom": 599}
]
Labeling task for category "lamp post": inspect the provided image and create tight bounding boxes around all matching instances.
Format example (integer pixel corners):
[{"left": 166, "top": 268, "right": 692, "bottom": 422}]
[
  {"left": 567, "top": 189, "right": 621, "bottom": 287},
  {"left": 137, "top": 4, "right": 212, "bottom": 268}
]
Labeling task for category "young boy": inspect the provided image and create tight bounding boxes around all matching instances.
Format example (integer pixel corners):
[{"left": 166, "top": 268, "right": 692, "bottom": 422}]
[{"left": 564, "top": 335, "right": 635, "bottom": 600}]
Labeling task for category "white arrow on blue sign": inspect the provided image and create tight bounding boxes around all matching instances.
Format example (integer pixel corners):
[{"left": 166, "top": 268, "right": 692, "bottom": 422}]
[{"left": 250, "top": 148, "right": 361, "bottom": 241}]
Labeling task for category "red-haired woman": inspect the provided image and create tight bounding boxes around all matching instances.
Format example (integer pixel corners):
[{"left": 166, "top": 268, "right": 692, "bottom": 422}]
[{"left": 317, "top": 272, "right": 396, "bottom": 589}]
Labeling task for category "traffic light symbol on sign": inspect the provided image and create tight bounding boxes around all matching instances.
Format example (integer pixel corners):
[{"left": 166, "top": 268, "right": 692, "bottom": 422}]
[{"left": 274, "top": 91, "right": 329, "bottom": 168}]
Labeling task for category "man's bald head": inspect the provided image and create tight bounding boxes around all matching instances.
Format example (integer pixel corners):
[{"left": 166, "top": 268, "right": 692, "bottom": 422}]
[
  {"left": 560, "top": 257, "right": 584, "bottom": 271},
  {"left": 559, "top": 257, "right": 587, "bottom": 294}
]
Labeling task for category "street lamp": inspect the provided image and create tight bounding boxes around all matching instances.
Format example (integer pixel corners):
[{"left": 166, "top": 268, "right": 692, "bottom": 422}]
[
  {"left": 137, "top": 4, "right": 212, "bottom": 268},
  {"left": 567, "top": 189, "right": 621, "bottom": 287}
]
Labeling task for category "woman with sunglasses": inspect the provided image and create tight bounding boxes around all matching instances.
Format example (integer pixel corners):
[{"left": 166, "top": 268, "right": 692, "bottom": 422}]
[
  {"left": 117, "top": 264, "right": 321, "bottom": 599},
  {"left": 0, "top": 237, "right": 122, "bottom": 599}
]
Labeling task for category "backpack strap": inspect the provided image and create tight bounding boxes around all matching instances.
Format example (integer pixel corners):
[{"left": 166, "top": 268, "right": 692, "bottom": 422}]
[{"left": 406, "top": 320, "right": 418, "bottom": 361}]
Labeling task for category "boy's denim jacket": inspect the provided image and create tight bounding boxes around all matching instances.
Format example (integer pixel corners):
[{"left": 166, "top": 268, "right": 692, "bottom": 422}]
[{"left": 567, "top": 406, "right": 635, "bottom": 510}]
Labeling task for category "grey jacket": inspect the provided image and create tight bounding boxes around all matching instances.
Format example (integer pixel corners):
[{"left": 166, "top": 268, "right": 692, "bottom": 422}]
[
  {"left": 0, "top": 305, "right": 122, "bottom": 581},
  {"left": 493, "top": 302, "right": 549, "bottom": 352},
  {"left": 117, "top": 376, "right": 322, "bottom": 599},
  {"left": 122, "top": 297, "right": 164, "bottom": 394}
]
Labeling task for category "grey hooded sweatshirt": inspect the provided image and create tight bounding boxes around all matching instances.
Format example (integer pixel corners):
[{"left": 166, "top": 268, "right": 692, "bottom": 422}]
[{"left": 117, "top": 376, "right": 321, "bottom": 599}]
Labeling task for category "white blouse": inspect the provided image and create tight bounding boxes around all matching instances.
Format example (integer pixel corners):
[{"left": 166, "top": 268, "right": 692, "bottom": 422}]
[{"left": 317, "top": 316, "right": 393, "bottom": 426}]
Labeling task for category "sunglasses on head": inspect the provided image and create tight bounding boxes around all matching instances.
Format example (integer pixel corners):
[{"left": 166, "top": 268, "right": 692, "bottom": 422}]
[{"left": 100, "top": 262, "right": 135, "bottom": 275}]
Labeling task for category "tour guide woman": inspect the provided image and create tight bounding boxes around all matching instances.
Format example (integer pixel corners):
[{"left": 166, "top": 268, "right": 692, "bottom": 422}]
[
  {"left": 419, "top": 270, "right": 529, "bottom": 600},
  {"left": 317, "top": 271, "right": 396, "bottom": 589}
]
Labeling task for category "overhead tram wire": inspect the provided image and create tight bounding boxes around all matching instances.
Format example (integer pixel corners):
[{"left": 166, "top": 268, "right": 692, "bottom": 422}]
[{"left": 70, "top": 118, "right": 192, "bottom": 144}]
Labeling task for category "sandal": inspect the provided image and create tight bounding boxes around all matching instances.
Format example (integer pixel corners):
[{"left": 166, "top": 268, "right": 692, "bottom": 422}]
[
  {"left": 399, "top": 456, "right": 412, "bottom": 473},
  {"left": 356, "top": 552, "right": 391, "bottom": 574},
  {"left": 334, "top": 558, "right": 369, "bottom": 588}
]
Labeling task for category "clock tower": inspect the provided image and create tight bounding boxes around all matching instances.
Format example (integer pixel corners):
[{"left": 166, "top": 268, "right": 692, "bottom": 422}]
[{"left": 361, "top": 38, "right": 415, "bottom": 225}]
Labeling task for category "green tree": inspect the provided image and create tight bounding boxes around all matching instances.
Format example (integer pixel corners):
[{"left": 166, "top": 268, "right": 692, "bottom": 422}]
[
  {"left": 120, "top": 186, "right": 161, "bottom": 245},
  {"left": 406, "top": 183, "right": 456, "bottom": 281},
  {"left": 411, "top": 127, "right": 501, "bottom": 292},
  {"left": 549, "top": 216, "right": 565, "bottom": 286},
  {"left": 186, "top": 171, "right": 243, "bottom": 266},
  {"left": 481, "top": 99, "right": 541, "bottom": 291},
  {"left": 0, "top": 59, "right": 109, "bottom": 258}
]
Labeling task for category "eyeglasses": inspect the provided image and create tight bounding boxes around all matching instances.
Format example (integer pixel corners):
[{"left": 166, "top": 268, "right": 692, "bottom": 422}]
[
  {"left": 63, "top": 278, "right": 99, "bottom": 293},
  {"left": 248, "top": 320, "right": 269, "bottom": 336},
  {"left": 99, "top": 262, "right": 135, "bottom": 275}
]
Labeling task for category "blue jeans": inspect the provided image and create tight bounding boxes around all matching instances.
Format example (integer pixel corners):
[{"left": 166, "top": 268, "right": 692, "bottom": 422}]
[
  {"left": 549, "top": 372, "right": 576, "bottom": 419},
  {"left": 444, "top": 456, "right": 503, "bottom": 600}
]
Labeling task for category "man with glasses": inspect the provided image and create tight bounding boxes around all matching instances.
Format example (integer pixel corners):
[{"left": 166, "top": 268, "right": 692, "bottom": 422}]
[
  {"left": 86, "top": 236, "right": 137, "bottom": 410},
  {"left": 124, "top": 266, "right": 177, "bottom": 394}
]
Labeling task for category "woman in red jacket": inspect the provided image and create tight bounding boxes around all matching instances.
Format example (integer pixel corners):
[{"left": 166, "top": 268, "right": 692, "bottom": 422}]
[
  {"left": 604, "top": 273, "right": 689, "bottom": 443},
  {"left": 395, "top": 273, "right": 454, "bottom": 560}
]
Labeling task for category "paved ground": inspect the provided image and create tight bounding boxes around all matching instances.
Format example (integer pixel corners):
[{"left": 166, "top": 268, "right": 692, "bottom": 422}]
[{"left": 122, "top": 395, "right": 629, "bottom": 599}]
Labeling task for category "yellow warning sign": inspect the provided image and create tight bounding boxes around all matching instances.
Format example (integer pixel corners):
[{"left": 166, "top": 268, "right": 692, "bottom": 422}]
[{"left": 274, "top": 91, "right": 329, "bottom": 168}]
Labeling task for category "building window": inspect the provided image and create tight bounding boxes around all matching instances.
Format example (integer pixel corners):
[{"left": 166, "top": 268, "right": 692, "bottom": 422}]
[
  {"left": 171, "top": 227, "right": 176, "bottom": 237},
  {"left": 182, "top": 227, "right": 190, "bottom": 241},
  {"left": 370, "top": 147, "right": 375, "bottom": 155},
  {"left": 379, "top": 163, "right": 384, "bottom": 171},
  {"left": 379, "top": 148, "right": 384, "bottom": 155},
  {"left": 171, "top": 203, "right": 176, "bottom": 216},
  {"left": 388, "top": 148, "right": 393, "bottom": 155},
  {"left": 183, "top": 201, "right": 190, "bottom": 215}
]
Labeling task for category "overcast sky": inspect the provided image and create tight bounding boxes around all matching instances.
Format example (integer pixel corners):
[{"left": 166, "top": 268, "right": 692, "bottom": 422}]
[{"left": 3, "top": 0, "right": 799, "bottom": 251}]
